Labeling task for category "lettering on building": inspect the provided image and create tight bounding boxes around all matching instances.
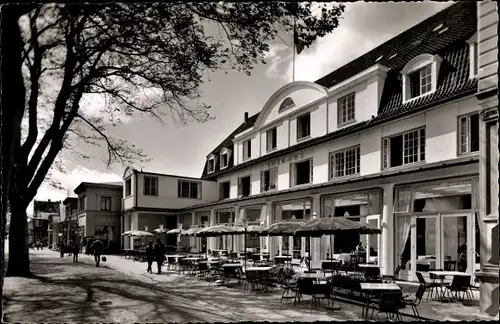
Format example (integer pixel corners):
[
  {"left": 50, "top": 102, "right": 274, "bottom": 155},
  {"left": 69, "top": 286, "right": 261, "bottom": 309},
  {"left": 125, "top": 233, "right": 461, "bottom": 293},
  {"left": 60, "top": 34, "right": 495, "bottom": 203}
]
[{"left": 266, "top": 152, "right": 304, "bottom": 168}]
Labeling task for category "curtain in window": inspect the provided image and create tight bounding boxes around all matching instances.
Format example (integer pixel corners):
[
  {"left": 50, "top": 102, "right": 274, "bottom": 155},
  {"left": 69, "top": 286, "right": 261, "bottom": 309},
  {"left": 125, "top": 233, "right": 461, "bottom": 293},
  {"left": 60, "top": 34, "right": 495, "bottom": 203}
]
[{"left": 396, "top": 215, "right": 412, "bottom": 267}]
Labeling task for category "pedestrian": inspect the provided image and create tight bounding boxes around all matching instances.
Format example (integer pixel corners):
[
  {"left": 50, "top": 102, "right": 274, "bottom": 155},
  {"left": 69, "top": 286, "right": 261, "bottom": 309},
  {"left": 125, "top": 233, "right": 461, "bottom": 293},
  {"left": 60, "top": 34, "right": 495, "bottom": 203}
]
[
  {"left": 36, "top": 240, "right": 40, "bottom": 250},
  {"left": 68, "top": 240, "right": 73, "bottom": 256},
  {"left": 86, "top": 239, "right": 93, "bottom": 255},
  {"left": 145, "top": 241, "right": 154, "bottom": 273},
  {"left": 90, "top": 237, "right": 104, "bottom": 267},
  {"left": 73, "top": 241, "right": 80, "bottom": 263},
  {"left": 60, "top": 241, "right": 65, "bottom": 258},
  {"left": 153, "top": 238, "right": 166, "bottom": 274}
]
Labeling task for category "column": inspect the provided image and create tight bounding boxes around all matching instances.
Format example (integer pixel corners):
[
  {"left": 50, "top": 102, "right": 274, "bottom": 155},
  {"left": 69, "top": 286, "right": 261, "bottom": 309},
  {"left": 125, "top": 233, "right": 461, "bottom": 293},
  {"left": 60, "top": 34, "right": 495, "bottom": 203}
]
[
  {"left": 191, "top": 212, "right": 196, "bottom": 251},
  {"left": 233, "top": 206, "right": 239, "bottom": 252},
  {"left": 209, "top": 209, "right": 216, "bottom": 252},
  {"left": 380, "top": 183, "right": 394, "bottom": 276},
  {"left": 311, "top": 194, "right": 321, "bottom": 261},
  {"left": 476, "top": 0, "right": 499, "bottom": 316},
  {"left": 266, "top": 201, "right": 275, "bottom": 259}
]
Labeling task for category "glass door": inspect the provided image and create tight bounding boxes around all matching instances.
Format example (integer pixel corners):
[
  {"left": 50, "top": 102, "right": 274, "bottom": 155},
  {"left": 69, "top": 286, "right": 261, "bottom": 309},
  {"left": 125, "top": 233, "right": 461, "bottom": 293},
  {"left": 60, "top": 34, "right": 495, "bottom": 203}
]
[
  {"left": 365, "top": 215, "right": 380, "bottom": 264},
  {"left": 410, "top": 215, "right": 440, "bottom": 280},
  {"left": 440, "top": 213, "right": 472, "bottom": 273}
]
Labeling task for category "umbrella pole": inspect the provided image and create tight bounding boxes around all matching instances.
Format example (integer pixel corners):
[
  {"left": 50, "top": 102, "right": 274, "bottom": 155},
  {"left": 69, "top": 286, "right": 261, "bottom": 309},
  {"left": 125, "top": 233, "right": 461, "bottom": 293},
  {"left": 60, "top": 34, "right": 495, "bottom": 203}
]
[
  {"left": 309, "top": 236, "right": 311, "bottom": 273},
  {"left": 330, "top": 234, "right": 334, "bottom": 273},
  {"left": 244, "top": 230, "right": 247, "bottom": 272}
]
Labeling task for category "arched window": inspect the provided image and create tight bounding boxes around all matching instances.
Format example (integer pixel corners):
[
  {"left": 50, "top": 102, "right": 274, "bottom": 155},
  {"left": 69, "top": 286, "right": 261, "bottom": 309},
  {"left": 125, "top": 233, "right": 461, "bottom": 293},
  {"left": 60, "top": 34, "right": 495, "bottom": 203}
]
[
  {"left": 400, "top": 54, "right": 442, "bottom": 103},
  {"left": 278, "top": 97, "right": 295, "bottom": 112}
]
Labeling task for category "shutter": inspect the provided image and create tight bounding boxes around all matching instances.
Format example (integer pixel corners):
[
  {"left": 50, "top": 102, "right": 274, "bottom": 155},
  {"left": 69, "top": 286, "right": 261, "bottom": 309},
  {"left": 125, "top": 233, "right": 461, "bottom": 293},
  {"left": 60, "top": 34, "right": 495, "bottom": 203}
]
[
  {"left": 178, "top": 181, "right": 182, "bottom": 197},
  {"left": 382, "top": 138, "right": 389, "bottom": 169},
  {"left": 238, "top": 178, "right": 242, "bottom": 196}
]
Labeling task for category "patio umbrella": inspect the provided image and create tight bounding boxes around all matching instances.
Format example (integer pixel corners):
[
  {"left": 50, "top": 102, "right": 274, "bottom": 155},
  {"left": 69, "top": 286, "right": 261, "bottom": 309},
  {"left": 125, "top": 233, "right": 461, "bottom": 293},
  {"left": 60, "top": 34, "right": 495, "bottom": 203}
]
[
  {"left": 260, "top": 221, "right": 304, "bottom": 236},
  {"left": 167, "top": 228, "right": 187, "bottom": 235},
  {"left": 196, "top": 225, "right": 243, "bottom": 255},
  {"left": 294, "top": 217, "right": 382, "bottom": 274},
  {"left": 153, "top": 228, "right": 168, "bottom": 233},
  {"left": 121, "top": 230, "right": 154, "bottom": 237}
]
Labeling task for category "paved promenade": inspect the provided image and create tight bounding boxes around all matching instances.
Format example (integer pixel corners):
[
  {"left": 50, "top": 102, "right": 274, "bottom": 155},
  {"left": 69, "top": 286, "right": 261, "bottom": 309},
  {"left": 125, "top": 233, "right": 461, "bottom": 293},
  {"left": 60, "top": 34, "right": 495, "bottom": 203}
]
[{"left": 3, "top": 249, "right": 498, "bottom": 323}]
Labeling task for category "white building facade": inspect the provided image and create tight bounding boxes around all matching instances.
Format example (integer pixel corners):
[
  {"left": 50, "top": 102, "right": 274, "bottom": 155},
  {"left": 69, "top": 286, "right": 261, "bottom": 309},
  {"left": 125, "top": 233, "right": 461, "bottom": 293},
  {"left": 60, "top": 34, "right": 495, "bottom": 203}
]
[{"left": 121, "top": 3, "right": 497, "bottom": 310}]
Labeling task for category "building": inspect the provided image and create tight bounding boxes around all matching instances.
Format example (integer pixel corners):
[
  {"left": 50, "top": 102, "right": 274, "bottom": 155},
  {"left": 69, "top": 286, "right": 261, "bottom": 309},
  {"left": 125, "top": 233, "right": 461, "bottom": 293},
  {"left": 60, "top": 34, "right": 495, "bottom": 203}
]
[
  {"left": 74, "top": 182, "right": 123, "bottom": 252},
  {"left": 59, "top": 197, "right": 78, "bottom": 244},
  {"left": 30, "top": 199, "right": 61, "bottom": 245},
  {"left": 120, "top": 2, "right": 497, "bottom": 314}
]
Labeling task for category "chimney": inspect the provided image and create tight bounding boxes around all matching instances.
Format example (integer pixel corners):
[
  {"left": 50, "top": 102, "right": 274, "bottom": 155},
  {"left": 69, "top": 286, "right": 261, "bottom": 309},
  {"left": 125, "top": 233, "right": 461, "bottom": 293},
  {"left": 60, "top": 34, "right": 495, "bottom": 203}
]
[{"left": 244, "top": 112, "right": 249, "bottom": 122}]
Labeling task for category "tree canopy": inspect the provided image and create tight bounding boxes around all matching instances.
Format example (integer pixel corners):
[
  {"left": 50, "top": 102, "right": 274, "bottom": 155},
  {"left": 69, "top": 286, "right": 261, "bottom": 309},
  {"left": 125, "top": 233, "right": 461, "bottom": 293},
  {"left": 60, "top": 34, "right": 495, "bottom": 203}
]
[{"left": 3, "top": 2, "right": 345, "bottom": 277}]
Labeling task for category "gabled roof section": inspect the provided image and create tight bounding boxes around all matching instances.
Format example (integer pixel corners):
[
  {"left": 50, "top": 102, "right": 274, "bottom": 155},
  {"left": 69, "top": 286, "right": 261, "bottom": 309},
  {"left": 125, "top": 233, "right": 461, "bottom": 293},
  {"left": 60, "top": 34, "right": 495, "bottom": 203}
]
[
  {"left": 315, "top": 2, "right": 476, "bottom": 88},
  {"left": 74, "top": 181, "right": 123, "bottom": 195},
  {"left": 201, "top": 112, "right": 259, "bottom": 177}
]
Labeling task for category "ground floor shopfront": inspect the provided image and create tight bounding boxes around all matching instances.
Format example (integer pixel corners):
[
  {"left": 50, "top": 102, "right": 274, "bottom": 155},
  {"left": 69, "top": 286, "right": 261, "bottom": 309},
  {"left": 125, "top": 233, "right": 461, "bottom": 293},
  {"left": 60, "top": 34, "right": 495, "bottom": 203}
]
[
  {"left": 78, "top": 211, "right": 121, "bottom": 251},
  {"left": 182, "top": 159, "right": 480, "bottom": 280}
]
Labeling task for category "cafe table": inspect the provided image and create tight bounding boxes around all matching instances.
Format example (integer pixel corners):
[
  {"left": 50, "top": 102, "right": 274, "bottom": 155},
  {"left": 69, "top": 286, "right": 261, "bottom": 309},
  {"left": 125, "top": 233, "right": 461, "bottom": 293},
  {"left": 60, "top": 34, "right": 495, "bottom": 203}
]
[
  {"left": 428, "top": 270, "right": 470, "bottom": 277},
  {"left": 358, "top": 264, "right": 381, "bottom": 268},
  {"left": 359, "top": 283, "right": 401, "bottom": 320},
  {"left": 293, "top": 272, "right": 333, "bottom": 280}
]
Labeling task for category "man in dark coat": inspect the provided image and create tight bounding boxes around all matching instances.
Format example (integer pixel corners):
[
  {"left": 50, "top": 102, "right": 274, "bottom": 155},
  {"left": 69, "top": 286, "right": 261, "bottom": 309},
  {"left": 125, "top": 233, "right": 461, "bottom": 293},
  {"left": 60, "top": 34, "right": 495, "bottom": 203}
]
[
  {"left": 153, "top": 239, "right": 166, "bottom": 274},
  {"left": 73, "top": 241, "right": 80, "bottom": 263},
  {"left": 60, "top": 241, "right": 65, "bottom": 258},
  {"left": 90, "top": 237, "right": 104, "bottom": 267},
  {"left": 145, "top": 241, "right": 154, "bottom": 273}
]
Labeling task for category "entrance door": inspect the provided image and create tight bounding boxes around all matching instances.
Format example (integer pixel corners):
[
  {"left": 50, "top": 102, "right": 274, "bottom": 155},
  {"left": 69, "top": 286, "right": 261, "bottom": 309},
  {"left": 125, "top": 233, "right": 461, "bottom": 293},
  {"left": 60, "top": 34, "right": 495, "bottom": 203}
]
[
  {"left": 410, "top": 215, "right": 440, "bottom": 279},
  {"left": 440, "top": 213, "right": 472, "bottom": 273}
]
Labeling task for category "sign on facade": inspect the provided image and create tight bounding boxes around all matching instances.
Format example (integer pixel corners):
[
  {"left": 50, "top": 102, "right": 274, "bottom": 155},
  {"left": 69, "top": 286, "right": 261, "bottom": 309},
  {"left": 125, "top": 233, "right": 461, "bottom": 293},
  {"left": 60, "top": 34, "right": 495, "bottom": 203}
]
[{"left": 266, "top": 152, "right": 304, "bottom": 169}]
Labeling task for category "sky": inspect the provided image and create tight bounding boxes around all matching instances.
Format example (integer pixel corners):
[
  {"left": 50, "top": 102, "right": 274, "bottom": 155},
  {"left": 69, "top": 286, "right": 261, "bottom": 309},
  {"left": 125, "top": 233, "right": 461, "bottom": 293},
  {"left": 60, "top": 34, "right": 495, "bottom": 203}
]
[{"left": 29, "top": 1, "right": 454, "bottom": 213}]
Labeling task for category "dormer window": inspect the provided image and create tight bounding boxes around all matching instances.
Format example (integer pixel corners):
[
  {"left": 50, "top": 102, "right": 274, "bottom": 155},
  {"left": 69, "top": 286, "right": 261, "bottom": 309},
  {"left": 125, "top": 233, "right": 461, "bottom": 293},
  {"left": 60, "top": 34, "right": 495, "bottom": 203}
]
[
  {"left": 401, "top": 53, "right": 442, "bottom": 103},
  {"left": 408, "top": 65, "right": 432, "bottom": 99},
  {"left": 207, "top": 156, "right": 215, "bottom": 174},
  {"left": 220, "top": 153, "right": 228, "bottom": 169},
  {"left": 243, "top": 140, "right": 251, "bottom": 160},
  {"left": 466, "top": 33, "right": 478, "bottom": 79}
]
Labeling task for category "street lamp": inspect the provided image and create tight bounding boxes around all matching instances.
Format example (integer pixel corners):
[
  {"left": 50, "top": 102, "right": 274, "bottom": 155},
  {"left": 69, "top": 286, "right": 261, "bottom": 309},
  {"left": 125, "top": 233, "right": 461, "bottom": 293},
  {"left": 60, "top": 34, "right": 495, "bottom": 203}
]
[{"left": 243, "top": 218, "right": 248, "bottom": 272}]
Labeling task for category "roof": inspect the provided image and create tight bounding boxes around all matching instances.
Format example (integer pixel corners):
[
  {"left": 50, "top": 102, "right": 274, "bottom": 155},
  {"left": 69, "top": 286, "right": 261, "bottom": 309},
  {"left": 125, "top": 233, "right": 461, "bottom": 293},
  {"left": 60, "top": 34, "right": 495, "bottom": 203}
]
[
  {"left": 200, "top": 2, "right": 477, "bottom": 180},
  {"left": 62, "top": 196, "right": 78, "bottom": 205},
  {"left": 74, "top": 181, "right": 123, "bottom": 195}
]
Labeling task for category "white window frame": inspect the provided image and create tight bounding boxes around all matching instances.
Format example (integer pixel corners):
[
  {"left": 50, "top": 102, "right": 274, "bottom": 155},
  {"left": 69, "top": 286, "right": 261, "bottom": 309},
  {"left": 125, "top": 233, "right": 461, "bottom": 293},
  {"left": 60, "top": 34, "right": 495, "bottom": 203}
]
[
  {"left": 401, "top": 53, "right": 442, "bottom": 103},
  {"left": 329, "top": 145, "right": 361, "bottom": 179},
  {"left": 382, "top": 127, "right": 426, "bottom": 169},
  {"left": 290, "top": 158, "right": 313, "bottom": 187},
  {"left": 466, "top": 33, "right": 478, "bottom": 79},
  {"left": 266, "top": 127, "right": 277, "bottom": 152},
  {"left": 458, "top": 113, "right": 480, "bottom": 155},
  {"left": 337, "top": 92, "right": 356, "bottom": 126},
  {"left": 296, "top": 112, "right": 311, "bottom": 140},
  {"left": 238, "top": 175, "right": 252, "bottom": 197},
  {"left": 143, "top": 176, "right": 159, "bottom": 196},
  {"left": 207, "top": 156, "right": 216, "bottom": 174},
  {"left": 261, "top": 167, "right": 278, "bottom": 192},
  {"left": 219, "top": 181, "right": 230, "bottom": 199},
  {"left": 100, "top": 196, "right": 111, "bottom": 211},
  {"left": 408, "top": 65, "right": 432, "bottom": 99},
  {"left": 220, "top": 153, "right": 228, "bottom": 169},
  {"left": 243, "top": 140, "right": 252, "bottom": 160},
  {"left": 178, "top": 180, "right": 202, "bottom": 199}
]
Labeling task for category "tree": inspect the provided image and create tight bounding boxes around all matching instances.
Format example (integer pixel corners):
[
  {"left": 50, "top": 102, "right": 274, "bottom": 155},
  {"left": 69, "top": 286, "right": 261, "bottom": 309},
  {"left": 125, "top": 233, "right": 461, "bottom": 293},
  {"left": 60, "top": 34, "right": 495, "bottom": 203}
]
[{"left": 4, "top": 2, "right": 344, "bottom": 277}]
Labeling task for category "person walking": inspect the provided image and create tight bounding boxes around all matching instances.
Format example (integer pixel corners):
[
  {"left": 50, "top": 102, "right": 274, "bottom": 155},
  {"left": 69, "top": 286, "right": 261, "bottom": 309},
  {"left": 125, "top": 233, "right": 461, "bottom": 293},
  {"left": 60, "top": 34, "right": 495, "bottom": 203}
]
[
  {"left": 145, "top": 241, "right": 154, "bottom": 273},
  {"left": 90, "top": 237, "right": 104, "bottom": 267},
  {"left": 153, "top": 239, "right": 166, "bottom": 274},
  {"left": 68, "top": 240, "right": 73, "bottom": 257},
  {"left": 60, "top": 241, "right": 65, "bottom": 258},
  {"left": 73, "top": 241, "right": 80, "bottom": 263}
]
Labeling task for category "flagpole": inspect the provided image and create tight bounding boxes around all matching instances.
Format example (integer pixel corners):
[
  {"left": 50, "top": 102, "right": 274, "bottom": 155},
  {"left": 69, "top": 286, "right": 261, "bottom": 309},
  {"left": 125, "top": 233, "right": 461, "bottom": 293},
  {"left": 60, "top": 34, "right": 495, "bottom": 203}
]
[{"left": 292, "top": 17, "right": 296, "bottom": 83}]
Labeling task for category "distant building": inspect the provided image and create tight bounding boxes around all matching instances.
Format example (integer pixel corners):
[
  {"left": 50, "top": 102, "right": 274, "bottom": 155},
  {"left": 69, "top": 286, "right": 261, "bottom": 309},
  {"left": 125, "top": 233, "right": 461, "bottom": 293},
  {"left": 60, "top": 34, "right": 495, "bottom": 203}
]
[
  {"left": 74, "top": 181, "right": 123, "bottom": 252},
  {"left": 30, "top": 200, "right": 61, "bottom": 245},
  {"left": 59, "top": 197, "right": 78, "bottom": 244}
]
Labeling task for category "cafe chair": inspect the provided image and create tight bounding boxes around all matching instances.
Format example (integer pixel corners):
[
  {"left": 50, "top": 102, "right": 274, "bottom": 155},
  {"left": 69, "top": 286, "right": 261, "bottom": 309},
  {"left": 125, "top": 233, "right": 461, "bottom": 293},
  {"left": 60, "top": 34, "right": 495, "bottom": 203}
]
[
  {"left": 403, "top": 284, "right": 426, "bottom": 318},
  {"left": 443, "top": 275, "right": 473, "bottom": 304},
  {"left": 369, "top": 291, "right": 404, "bottom": 321},
  {"left": 381, "top": 265, "right": 401, "bottom": 283},
  {"left": 416, "top": 272, "right": 441, "bottom": 301}
]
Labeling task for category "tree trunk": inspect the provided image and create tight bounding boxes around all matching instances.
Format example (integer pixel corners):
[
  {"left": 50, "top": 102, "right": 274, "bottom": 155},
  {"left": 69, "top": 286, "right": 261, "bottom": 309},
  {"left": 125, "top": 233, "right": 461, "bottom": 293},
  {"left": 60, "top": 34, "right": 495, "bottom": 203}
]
[
  {"left": 6, "top": 203, "right": 31, "bottom": 277},
  {"left": 2, "top": 5, "right": 34, "bottom": 278}
]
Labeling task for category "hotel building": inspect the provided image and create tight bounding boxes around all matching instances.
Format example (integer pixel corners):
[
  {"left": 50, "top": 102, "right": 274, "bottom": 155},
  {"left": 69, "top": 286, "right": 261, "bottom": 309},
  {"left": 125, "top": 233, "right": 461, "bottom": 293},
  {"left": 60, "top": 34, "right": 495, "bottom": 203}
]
[{"left": 120, "top": 1, "right": 498, "bottom": 314}]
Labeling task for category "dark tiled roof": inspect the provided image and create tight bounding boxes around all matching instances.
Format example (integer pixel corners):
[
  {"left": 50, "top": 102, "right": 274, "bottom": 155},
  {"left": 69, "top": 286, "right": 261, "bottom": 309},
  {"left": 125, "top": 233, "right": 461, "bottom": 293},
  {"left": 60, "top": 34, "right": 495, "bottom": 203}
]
[
  {"left": 201, "top": 1, "right": 477, "bottom": 180},
  {"left": 74, "top": 181, "right": 123, "bottom": 195},
  {"left": 315, "top": 2, "right": 476, "bottom": 88}
]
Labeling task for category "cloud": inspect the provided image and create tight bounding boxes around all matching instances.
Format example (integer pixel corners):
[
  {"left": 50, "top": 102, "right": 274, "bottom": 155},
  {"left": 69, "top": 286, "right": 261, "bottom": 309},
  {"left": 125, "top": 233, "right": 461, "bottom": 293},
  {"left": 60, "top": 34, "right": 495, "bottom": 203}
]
[
  {"left": 27, "top": 165, "right": 122, "bottom": 215},
  {"left": 265, "top": 2, "right": 454, "bottom": 82}
]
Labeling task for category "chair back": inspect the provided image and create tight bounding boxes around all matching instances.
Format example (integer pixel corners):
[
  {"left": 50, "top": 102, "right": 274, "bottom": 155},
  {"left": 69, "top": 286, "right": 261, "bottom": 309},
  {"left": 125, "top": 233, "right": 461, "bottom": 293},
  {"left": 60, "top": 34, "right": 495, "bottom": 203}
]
[
  {"left": 364, "top": 267, "right": 380, "bottom": 278},
  {"left": 297, "top": 278, "right": 315, "bottom": 295},
  {"left": 414, "top": 284, "right": 426, "bottom": 304},
  {"left": 230, "top": 252, "right": 238, "bottom": 259},
  {"left": 451, "top": 275, "right": 471, "bottom": 289},
  {"left": 379, "top": 291, "right": 403, "bottom": 313},
  {"left": 198, "top": 262, "right": 208, "bottom": 271},
  {"left": 415, "top": 272, "right": 427, "bottom": 285},
  {"left": 167, "top": 256, "right": 176, "bottom": 264},
  {"left": 394, "top": 265, "right": 401, "bottom": 276},
  {"left": 322, "top": 261, "right": 338, "bottom": 271}
]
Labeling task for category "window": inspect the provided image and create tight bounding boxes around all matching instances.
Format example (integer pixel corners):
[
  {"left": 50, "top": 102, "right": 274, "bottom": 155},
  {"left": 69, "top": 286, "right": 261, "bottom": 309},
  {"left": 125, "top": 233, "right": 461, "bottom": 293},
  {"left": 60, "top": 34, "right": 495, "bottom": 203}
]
[
  {"left": 238, "top": 176, "right": 251, "bottom": 197},
  {"left": 266, "top": 128, "right": 277, "bottom": 152},
  {"left": 297, "top": 113, "right": 311, "bottom": 140},
  {"left": 207, "top": 157, "right": 215, "bottom": 173},
  {"left": 220, "top": 153, "right": 228, "bottom": 169},
  {"left": 178, "top": 180, "right": 201, "bottom": 199},
  {"left": 408, "top": 65, "right": 432, "bottom": 99},
  {"left": 219, "top": 181, "right": 230, "bottom": 199},
  {"left": 291, "top": 159, "right": 313, "bottom": 186},
  {"left": 143, "top": 176, "right": 158, "bottom": 196},
  {"left": 383, "top": 128, "right": 426, "bottom": 169},
  {"left": 279, "top": 97, "right": 295, "bottom": 112},
  {"left": 100, "top": 196, "right": 111, "bottom": 211},
  {"left": 338, "top": 92, "right": 355, "bottom": 125},
  {"left": 330, "top": 146, "right": 360, "bottom": 179},
  {"left": 78, "top": 195, "right": 86, "bottom": 212},
  {"left": 243, "top": 140, "right": 251, "bottom": 160},
  {"left": 458, "top": 113, "right": 480, "bottom": 155},
  {"left": 261, "top": 168, "right": 278, "bottom": 192},
  {"left": 125, "top": 178, "right": 132, "bottom": 196}
]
